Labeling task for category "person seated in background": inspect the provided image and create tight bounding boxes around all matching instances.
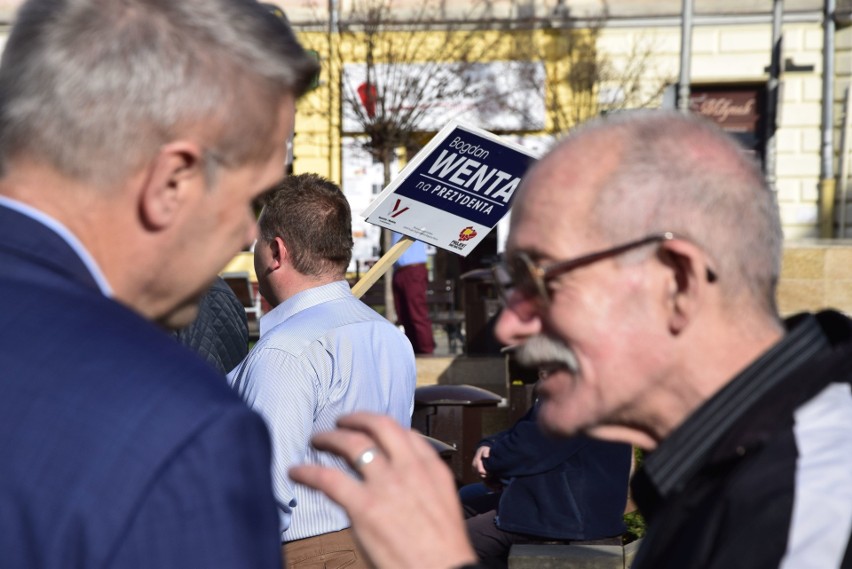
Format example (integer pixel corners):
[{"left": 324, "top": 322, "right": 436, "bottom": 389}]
[
  {"left": 175, "top": 276, "right": 250, "bottom": 375},
  {"left": 228, "top": 173, "right": 417, "bottom": 568},
  {"left": 462, "top": 401, "right": 632, "bottom": 569}
]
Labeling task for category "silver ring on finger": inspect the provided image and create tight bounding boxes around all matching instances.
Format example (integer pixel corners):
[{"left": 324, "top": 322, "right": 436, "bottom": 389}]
[{"left": 353, "top": 447, "right": 379, "bottom": 473}]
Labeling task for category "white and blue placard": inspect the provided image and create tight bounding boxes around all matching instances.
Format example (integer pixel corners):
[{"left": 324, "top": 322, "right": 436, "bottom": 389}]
[{"left": 361, "top": 121, "right": 539, "bottom": 256}]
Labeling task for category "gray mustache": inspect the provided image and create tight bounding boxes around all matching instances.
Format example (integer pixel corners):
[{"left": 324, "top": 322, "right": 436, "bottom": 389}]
[{"left": 513, "top": 335, "right": 580, "bottom": 374}]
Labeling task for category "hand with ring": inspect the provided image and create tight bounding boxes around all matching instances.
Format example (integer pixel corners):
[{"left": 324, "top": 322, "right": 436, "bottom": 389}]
[{"left": 289, "top": 412, "right": 477, "bottom": 569}]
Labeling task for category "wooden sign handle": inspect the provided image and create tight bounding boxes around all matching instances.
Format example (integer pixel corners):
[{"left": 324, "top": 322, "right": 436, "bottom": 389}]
[{"left": 351, "top": 236, "right": 415, "bottom": 298}]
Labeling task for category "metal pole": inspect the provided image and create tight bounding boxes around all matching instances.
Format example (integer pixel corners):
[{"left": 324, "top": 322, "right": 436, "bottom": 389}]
[
  {"left": 381, "top": 157, "right": 397, "bottom": 324},
  {"left": 839, "top": 86, "right": 851, "bottom": 237},
  {"left": 327, "top": 0, "right": 338, "bottom": 180},
  {"left": 677, "top": 0, "right": 694, "bottom": 113},
  {"left": 819, "top": 0, "right": 836, "bottom": 238},
  {"left": 764, "top": 0, "right": 783, "bottom": 189}
]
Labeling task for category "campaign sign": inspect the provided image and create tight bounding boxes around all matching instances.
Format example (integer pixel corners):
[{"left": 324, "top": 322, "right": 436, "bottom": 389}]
[{"left": 362, "top": 121, "right": 539, "bottom": 256}]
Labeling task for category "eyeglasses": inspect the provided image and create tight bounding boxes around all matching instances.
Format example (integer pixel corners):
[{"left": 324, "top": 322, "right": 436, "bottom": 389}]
[{"left": 492, "top": 231, "right": 717, "bottom": 309}]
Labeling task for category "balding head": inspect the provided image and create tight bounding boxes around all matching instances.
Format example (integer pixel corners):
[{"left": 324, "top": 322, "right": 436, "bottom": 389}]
[
  {"left": 498, "top": 111, "right": 785, "bottom": 446},
  {"left": 514, "top": 110, "right": 782, "bottom": 319}
]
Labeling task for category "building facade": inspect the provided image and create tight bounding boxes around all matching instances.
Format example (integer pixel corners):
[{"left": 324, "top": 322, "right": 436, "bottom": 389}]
[
  {"left": 280, "top": 0, "right": 851, "bottom": 252},
  {"left": 0, "top": 0, "right": 848, "bottom": 307}
]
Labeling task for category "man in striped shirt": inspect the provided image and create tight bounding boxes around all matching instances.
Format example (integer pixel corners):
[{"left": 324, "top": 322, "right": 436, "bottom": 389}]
[
  {"left": 228, "top": 173, "right": 416, "bottom": 568},
  {"left": 291, "top": 111, "right": 852, "bottom": 569}
]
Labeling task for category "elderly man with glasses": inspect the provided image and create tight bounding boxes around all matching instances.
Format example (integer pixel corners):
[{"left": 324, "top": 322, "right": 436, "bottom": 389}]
[{"left": 291, "top": 111, "right": 852, "bottom": 569}]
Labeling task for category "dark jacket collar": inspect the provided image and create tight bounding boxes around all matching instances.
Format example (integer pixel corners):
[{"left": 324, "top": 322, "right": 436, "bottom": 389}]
[{"left": 634, "top": 312, "right": 852, "bottom": 514}]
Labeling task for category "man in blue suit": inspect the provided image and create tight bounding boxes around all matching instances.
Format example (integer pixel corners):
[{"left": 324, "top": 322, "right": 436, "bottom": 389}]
[{"left": 0, "top": 0, "right": 318, "bottom": 567}]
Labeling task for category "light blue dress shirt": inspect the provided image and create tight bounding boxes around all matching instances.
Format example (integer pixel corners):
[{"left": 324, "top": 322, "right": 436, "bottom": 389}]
[
  {"left": 0, "top": 195, "right": 112, "bottom": 296},
  {"left": 227, "top": 280, "right": 416, "bottom": 541},
  {"left": 391, "top": 231, "right": 428, "bottom": 268}
]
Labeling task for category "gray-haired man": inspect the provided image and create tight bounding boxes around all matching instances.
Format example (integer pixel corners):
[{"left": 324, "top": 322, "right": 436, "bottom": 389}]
[{"left": 0, "top": 0, "right": 317, "bottom": 566}]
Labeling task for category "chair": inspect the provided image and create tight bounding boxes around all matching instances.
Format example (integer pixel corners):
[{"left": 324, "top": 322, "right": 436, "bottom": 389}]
[{"left": 427, "top": 279, "right": 465, "bottom": 354}]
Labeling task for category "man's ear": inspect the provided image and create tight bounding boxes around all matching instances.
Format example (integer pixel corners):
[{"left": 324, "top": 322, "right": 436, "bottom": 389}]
[
  {"left": 658, "top": 239, "right": 715, "bottom": 335},
  {"left": 263, "top": 236, "right": 288, "bottom": 271},
  {"left": 138, "top": 141, "right": 205, "bottom": 230}
]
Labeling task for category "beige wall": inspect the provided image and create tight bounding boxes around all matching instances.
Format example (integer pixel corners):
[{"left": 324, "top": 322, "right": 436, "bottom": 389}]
[{"left": 778, "top": 242, "right": 852, "bottom": 316}]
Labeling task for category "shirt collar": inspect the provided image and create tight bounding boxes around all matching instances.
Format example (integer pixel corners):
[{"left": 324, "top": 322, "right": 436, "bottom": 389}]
[
  {"left": 0, "top": 195, "right": 113, "bottom": 297},
  {"left": 259, "top": 280, "right": 352, "bottom": 337},
  {"left": 642, "top": 314, "right": 828, "bottom": 498}
]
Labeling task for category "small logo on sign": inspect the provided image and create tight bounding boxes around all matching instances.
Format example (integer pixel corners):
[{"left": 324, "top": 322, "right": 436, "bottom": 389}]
[
  {"left": 458, "top": 226, "right": 477, "bottom": 241},
  {"left": 390, "top": 199, "right": 409, "bottom": 218}
]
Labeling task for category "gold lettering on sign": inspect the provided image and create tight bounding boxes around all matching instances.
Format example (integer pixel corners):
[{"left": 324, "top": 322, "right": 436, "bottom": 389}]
[{"left": 696, "top": 98, "right": 755, "bottom": 122}]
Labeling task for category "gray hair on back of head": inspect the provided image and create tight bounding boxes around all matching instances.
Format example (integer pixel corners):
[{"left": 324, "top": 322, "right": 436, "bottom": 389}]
[
  {"left": 567, "top": 110, "right": 782, "bottom": 318},
  {"left": 0, "top": 0, "right": 319, "bottom": 189}
]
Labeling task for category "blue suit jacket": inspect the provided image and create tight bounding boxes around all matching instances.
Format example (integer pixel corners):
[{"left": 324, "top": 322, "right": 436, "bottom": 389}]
[{"left": 0, "top": 204, "right": 281, "bottom": 568}]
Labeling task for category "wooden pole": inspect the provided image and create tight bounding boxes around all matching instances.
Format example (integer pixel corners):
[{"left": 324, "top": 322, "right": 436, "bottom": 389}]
[{"left": 351, "top": 236, "right": 414, "bottom": 299}]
